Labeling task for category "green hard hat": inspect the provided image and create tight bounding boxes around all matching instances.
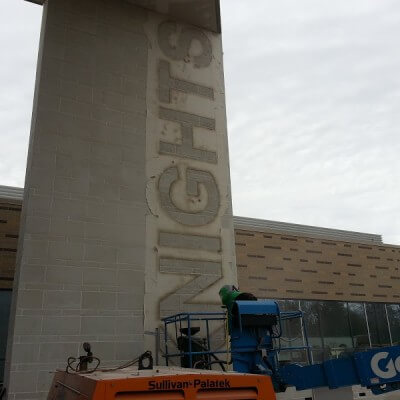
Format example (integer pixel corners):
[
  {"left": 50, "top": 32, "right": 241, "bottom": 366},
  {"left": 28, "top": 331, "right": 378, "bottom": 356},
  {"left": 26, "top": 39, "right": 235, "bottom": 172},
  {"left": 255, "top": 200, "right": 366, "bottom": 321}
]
[{"left": 219, "top": 285, "right": 240, "bottom": 307}]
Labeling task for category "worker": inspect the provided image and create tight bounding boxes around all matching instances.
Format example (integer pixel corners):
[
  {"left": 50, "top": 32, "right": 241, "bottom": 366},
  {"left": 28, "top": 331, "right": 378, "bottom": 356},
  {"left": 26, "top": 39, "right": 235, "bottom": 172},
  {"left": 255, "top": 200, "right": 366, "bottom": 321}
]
[{"left": 219, "top": 285, "right": 257, "bottom": 317}]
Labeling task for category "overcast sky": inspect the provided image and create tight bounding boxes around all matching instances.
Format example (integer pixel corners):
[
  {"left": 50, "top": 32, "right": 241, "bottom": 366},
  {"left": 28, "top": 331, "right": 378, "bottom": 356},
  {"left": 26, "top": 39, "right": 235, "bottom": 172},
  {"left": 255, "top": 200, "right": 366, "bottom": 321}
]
[{"left": 1, "top": 1, "right": 399, "bottom": 244}]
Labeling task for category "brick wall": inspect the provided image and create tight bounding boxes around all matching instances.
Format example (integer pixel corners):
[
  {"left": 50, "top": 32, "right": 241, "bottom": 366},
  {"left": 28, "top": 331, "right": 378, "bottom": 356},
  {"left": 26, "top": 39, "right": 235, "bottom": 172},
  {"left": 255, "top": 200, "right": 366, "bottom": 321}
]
[
  {"left": 236, "top": 229, "right": 400, "bottom": 303},
  {"left": 0, "top": 200, "right": 22, "bottom": 290},
  {"left": 2, "top": 204, "right": 400, "bottom": 303}
]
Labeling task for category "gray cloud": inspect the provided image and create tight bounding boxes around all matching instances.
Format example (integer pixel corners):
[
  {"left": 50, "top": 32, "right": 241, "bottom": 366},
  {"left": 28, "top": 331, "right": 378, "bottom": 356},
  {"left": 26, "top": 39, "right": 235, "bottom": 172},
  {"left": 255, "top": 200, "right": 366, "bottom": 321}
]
[
  {"left": 221, "top": 0, "right": 400, "bottom": 244},
  {"left": 0, "top": 1, "right": 399, "bottom": 244},
  {"left": 0, "top": 2, "right": 41, "bottom": 186}
]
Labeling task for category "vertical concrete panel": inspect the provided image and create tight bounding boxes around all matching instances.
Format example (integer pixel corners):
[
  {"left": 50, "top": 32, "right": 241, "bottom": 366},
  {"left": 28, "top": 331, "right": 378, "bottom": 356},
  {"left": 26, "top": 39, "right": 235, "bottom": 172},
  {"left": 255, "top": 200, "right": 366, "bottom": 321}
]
[
  {"left": 143, "top": 14, "right": 237, "bottom": 340},
  {"left": 5, "top": 0, "right": 148, "bottom": 398}
]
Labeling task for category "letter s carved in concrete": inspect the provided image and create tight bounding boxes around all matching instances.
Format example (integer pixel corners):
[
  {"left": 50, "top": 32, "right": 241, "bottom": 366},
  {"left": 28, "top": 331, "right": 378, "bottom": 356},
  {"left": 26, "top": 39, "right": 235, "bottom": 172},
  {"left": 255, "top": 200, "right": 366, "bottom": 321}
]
[
  {"left": 158, "top": 21, "right": 212, "bottom": 68},
  {"left": 158, "top": 166, "right": 220, "bottom": 226}
]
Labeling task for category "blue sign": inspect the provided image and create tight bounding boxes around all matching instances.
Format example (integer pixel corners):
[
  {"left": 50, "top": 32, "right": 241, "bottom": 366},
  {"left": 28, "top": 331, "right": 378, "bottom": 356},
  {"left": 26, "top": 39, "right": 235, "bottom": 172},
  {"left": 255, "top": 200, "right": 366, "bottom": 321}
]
[{"left": 354, "top": 346, "right": 400, "bottom": 387}]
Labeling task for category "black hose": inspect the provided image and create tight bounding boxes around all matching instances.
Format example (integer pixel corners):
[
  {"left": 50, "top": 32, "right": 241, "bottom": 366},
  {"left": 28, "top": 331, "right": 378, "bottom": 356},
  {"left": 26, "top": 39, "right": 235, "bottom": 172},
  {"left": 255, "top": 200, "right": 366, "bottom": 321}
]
[
  {"left": 66, "top": 351, "right": 152, "bottom": 374},
  {"left": 209, "top": 352, "right": 226, "bottom": 371},
  {"left": 191, "top": 340, "right": 227, "bottom": 372}
]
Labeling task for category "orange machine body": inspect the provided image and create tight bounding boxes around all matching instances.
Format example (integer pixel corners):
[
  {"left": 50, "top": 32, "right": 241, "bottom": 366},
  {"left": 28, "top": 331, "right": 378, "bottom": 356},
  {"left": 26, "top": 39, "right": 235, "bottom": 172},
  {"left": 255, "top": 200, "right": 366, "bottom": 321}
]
[{"left": 47, "top": 367, "right": 275, "bottom": 400}]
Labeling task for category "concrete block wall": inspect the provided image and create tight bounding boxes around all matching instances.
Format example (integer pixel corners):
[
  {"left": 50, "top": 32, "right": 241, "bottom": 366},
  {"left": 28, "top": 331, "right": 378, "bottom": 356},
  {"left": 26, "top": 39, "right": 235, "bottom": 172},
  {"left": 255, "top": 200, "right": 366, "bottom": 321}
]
[
  {"left": 5, "top": 0, "right": 149, "bottom": 397},
  {"left": 5, "top": 0, "right": 237, "bottom": 397}
]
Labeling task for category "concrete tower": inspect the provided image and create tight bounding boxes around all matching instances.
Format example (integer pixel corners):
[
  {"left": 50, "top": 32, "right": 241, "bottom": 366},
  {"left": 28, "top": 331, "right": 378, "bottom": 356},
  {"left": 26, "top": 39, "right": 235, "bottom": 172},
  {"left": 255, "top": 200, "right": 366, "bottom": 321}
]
[{"left": 5, "top": 0, "right": 236, "bottom": 398}]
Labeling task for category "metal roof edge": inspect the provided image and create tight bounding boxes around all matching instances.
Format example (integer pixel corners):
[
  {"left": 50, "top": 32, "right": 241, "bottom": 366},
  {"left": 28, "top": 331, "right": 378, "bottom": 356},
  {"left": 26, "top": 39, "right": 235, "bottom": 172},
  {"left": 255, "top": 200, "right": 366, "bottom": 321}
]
[
  {"left": 24, "top": 0, "right": 222, "bottom": 32},
  {"left": 0, "top": 185, "right": 392, "bottom": 246},
  {"left": 233, "top": 216, "right": 383, "bottom": 245},
  {"left": 0, "top": 185, "right": 24, "bottom": 203},
  {"left": 24, "top": 0, "right": 44, "bottom": 5}
]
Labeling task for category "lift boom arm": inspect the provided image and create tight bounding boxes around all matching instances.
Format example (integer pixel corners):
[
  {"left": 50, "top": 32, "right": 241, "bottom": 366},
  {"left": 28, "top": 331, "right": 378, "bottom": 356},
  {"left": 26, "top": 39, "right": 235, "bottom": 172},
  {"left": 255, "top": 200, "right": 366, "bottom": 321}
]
[
  {"left": 163, "top": 289, "right": 400, "bottom": 396},
  {"left": 225, "top": 296, "right": 400, "bottom": 396},
  {"left": 280, "top": 346, "right": 400, "bottom": 395}
]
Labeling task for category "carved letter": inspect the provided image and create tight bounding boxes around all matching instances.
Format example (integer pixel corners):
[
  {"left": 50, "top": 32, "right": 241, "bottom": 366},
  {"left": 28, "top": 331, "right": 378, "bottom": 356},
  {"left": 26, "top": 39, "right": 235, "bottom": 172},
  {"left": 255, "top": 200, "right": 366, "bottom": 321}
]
[
  {"left": 158, "top": 21, "right": 212, "bottom": 68},
  {"left": 159, "top": 107, "right": 217, "bottom": 164},
  {"left": 159, "top": 257, "right": 222, "bottom": 315},
  {"left": 158, "top": 166, "right": 220, "bottom": 226},
  {"left": 159, "top": 232, "right": 221, "bottom": 252},
  {"left": 159, "top": 60, "right": 214, "bottom": 103}
]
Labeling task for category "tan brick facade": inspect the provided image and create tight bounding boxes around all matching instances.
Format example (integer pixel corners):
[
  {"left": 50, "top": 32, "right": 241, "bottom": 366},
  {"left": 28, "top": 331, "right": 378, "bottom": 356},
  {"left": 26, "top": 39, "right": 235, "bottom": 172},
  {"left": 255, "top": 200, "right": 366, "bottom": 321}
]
[
  {"left": 0, "top": 200, "right": 21, "bottom": 289},
  {"left": 1, "top": 198, "right": 400, "bottom": 302},
  {"left": 236, "top": 229, "right": 400, "bottom": 303}
]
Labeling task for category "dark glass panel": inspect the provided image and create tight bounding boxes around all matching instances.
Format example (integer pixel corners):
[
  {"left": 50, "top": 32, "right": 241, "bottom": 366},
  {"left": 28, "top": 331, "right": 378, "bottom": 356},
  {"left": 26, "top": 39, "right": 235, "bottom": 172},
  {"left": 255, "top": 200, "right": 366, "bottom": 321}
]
[
  {"left": 0, "top": 290, "right": 12, "bottom": 382},
  {"left": 319, "top": 301, "right": 352, "bottom": 359},
  {"left": 278, "top": 300, "right": 302, "bottom": 345},
  {"left": 300, "top": 300, "right": 323, "bottom": 361},
  {"left": 276, "top": 300, "right": 302, "bottom": 352},
  {"left": 311, "top": 348, "right": 325, "bottom": 363},
  {"left": 366, "top": 303, "right": 391, "bottom": 347},
  {"left": 276, "top": 300, "right": 307, "bottom": 364},
  {"left": 348, "top": 302, "right": 369, "bottom": 350},
  {"left": 387, "top": 304, "right": 400, "bottom": 345}
]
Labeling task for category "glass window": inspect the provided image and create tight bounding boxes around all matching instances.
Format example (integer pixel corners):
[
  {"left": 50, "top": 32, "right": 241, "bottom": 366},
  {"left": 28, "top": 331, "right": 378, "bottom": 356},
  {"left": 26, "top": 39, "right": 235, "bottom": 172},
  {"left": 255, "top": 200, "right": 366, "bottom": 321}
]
[
  {"left": 300, "top": 301, "right": 323, "bottom": 362},
  {"left": 278, "top": 299, "right": 301, "bottom": 312},
  {"left": 0, "top": 290, "right": 12, "bottom": 383},
  {"left": 276, "top": 300, "right": 308, "bottom": 364},
  {"left": 277, "top": 301, "right": 302, "bottom": 346},
  {"left": 348, "top": 302, "right": 369, "bottom": 350},
  {"left": 387, "top": 304, "right": 400, "bottom": 345},
  {"left": 366, "top": 303, "right": 391, "bottom": 347},
  {"left": 276, "top": 300, "right": 400, "bottom": 365},
  {"left": 319, "top": 301, "right": 352, "bottom": 359}
]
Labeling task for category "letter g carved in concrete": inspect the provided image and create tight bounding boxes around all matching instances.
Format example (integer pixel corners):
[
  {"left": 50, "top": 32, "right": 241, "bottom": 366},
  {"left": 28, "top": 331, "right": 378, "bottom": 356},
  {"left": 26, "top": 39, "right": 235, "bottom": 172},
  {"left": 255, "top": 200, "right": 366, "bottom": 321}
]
[{"left": 159, "top": 166, "right": 220, "bottom": 226}]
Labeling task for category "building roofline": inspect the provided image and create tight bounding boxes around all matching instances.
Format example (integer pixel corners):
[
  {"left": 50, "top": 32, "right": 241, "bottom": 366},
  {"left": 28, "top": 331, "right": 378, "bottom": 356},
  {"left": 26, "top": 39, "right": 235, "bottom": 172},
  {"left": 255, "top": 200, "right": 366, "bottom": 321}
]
[
  {"left": 0, "top": 185, "right": 24, "bottom": 203},
  {"left": 233, "top": 216, "right": 383, "bottom": 245},
  {"left": 24, "top": 0, "right": 222, "bottom": 33},
  {"left": 0, "top": 185, "right": 389, "bottom": 245}
]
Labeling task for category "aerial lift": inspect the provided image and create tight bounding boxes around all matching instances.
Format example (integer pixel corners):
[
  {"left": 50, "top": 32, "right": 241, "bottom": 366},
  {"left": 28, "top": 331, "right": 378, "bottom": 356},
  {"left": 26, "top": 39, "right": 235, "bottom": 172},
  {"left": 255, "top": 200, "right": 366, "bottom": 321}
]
[
  {"left": 217, "top": 285, "right": 400, "bottom": 394},
  {"left": 46, "top": 286, "right": 400, "bottom": 400},
  {"left": 163, "top": 286, "right": 400, "bottom": 399}
]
